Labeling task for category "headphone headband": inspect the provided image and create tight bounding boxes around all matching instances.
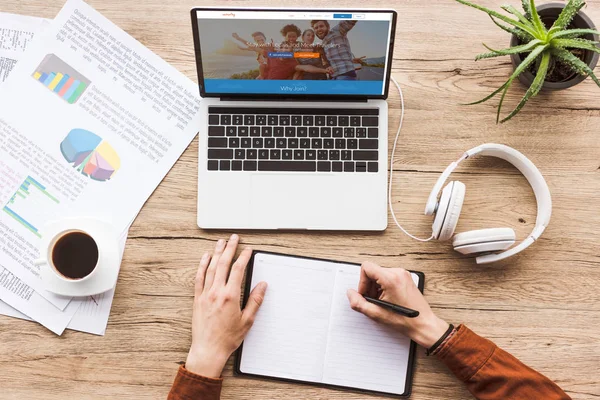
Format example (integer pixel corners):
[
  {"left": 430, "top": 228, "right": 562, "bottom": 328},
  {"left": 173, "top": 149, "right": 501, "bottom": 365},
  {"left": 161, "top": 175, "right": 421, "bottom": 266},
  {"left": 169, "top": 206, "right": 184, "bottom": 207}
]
[{"left": 425, "top": 143, "right": 552, "bottom": 264}]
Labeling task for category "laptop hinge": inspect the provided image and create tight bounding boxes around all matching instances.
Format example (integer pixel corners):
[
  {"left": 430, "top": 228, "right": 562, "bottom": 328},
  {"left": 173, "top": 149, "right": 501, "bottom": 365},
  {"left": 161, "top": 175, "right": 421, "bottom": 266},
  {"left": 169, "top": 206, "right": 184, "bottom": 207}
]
[{"left": 219, "top": 97, "right": 369, "bottom": 103}]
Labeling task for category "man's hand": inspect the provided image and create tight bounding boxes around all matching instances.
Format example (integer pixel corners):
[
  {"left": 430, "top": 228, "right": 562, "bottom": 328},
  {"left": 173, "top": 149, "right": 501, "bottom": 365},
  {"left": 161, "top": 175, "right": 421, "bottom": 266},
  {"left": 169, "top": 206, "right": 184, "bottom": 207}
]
[
  {"left": 325, "top": 66, "right": 334, "bottom": 76},
  {"left": 232, "top": 32, "right": 241, "bottom": 40},
  {"left": 347, "top": 262, "right": 449, "bottom": 349},
  {"left": 185, "top": 235, "right": 267, "bottom": 378}
]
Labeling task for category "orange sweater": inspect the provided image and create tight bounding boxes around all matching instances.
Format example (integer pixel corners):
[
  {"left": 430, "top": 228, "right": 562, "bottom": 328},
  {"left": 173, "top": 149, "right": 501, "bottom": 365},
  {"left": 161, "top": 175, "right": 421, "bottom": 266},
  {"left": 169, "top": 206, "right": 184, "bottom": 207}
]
[{"left": 168, "top": 325, "right": 570, "bottom": 400}]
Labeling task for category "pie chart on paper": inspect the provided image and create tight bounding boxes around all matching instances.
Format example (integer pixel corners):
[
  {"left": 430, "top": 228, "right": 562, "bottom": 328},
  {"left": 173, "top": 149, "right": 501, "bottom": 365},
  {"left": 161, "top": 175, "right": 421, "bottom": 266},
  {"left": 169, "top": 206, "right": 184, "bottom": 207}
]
[{"left": 60, "top": 129, "right": 121, "bottom": 181}]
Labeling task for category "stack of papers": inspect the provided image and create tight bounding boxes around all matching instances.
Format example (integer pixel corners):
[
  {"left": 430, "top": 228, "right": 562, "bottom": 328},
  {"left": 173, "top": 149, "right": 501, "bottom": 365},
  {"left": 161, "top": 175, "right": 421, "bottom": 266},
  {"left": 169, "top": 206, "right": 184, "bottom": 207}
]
[{"left": 0, "top": 0, "right": 201, "bottom": 335}]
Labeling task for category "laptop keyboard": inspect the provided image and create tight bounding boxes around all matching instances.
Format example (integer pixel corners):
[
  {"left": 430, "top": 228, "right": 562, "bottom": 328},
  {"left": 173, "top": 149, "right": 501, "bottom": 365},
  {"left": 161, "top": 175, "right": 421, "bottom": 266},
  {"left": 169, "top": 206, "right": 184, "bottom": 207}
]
[{"left": 206, "top": 107, "right": 379, "bottom": 173}]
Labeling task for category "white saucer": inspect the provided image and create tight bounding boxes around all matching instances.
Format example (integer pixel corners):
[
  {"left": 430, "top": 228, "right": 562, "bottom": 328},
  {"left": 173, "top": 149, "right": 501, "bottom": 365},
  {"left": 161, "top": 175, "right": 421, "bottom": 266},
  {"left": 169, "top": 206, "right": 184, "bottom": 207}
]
[{"left": 39, "top": 218, "right": 121, "bottom": 297}]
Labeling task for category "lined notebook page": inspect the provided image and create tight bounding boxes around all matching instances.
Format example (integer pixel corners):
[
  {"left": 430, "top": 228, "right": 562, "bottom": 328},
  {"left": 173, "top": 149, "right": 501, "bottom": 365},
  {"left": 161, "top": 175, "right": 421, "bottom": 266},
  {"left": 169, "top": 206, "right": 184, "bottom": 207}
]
[{"left": 239, "top": 253, "right": 419, "bottom": 396}]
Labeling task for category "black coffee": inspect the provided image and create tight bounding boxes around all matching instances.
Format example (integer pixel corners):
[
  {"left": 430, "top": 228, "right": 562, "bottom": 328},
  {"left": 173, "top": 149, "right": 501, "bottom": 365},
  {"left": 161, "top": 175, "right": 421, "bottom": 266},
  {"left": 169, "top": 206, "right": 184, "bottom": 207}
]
[{"left": 51, "top": 231, "right": 99, "bottom": 279}]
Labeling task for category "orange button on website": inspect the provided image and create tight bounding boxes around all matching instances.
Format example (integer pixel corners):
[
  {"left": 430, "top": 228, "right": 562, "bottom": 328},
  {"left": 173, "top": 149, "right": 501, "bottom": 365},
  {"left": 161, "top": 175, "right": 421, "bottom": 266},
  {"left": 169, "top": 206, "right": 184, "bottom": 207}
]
[{"left": 294, "top": 52, "right": 320, "bottom": 59}]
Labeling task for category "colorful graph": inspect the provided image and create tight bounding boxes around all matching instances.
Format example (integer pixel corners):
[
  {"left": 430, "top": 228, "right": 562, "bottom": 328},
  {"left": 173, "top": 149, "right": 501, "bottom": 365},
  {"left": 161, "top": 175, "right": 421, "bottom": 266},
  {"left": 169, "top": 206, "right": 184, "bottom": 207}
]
[
  {"left": 2, "top": 176, "right": 60, "bottom": 238},
  {"left": 32, "top": 54, "right": 90, "bottom": 104},
  {"left": 60, "top": 129, "right": 120, "bottom": 181}
]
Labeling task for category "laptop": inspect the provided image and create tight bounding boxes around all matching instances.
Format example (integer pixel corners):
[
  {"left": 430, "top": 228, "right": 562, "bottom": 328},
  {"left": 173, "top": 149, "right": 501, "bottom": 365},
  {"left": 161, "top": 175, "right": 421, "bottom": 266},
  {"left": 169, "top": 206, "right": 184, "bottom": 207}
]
[{"left": 190, "top": 8, "right": 397, "bottom": 230}]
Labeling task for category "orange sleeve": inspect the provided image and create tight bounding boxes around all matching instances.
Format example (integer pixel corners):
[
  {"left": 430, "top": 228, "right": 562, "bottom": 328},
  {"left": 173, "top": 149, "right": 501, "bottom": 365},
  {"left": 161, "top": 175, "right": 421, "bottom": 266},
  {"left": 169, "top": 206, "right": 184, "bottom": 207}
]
[
  {"left": 167, "top": 365, "right": 222, "bottom": 400},
  {"left": 436, "top": 325, "right": 571, "bottom": 400}
]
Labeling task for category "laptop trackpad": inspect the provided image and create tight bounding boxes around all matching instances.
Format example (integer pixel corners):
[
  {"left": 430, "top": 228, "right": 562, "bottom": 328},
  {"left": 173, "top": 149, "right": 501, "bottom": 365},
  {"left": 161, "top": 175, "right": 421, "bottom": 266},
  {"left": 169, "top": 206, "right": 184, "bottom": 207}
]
[{"left": 251, "top": 174, "right": 332, "bottom": 228}]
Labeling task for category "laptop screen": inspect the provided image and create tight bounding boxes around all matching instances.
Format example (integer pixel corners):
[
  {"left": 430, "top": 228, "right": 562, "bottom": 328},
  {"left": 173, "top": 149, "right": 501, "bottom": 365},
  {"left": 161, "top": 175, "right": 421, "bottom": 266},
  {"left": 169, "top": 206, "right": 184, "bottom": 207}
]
[{"left": 191, "top": 9, "right": 396, "bottom": 98}]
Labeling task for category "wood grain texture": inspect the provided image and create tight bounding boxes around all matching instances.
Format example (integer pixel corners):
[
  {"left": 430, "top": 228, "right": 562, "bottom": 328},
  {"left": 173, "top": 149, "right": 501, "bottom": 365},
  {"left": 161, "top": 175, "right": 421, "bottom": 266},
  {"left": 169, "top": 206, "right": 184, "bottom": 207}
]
[{"left": 1, "top": 0, "right": 599, "bottom": 399}]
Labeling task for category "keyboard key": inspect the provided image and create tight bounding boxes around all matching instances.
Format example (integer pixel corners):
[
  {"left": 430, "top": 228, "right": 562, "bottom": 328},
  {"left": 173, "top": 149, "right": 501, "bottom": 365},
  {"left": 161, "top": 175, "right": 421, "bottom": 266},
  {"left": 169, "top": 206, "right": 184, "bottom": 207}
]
[
  {"left": 226, "top": 126, "right": 237, "bottom": 136},
  {"left": 208, "top": 126, "right": 225, "bottom": 136},
  {"left": 339, "top": 116, "right": 349, "bottom": 126},
  {"left": 274, "top": 127, "right": 284, "bottom": 137},
  {"left": 320, "top": 127, "right": 331, "bottom": 137},
  {"left": 292, "top": 115, "right": 302, "bottom": 126},
  {"left": 229, "top": 138, "right": 240, "bottom": 148},
  {"left": 294, "top": 150, "right": 304, "bottom": 160},
  {"left": 232, "top": 115, "right": 243, "bottom": 125},
  {"left": 315, "top": 116, "right": 326, "bottom": 126},
  {"left": 350, "top": 116, "right": 361, "bottom": 126},
  {"left": 344, "top": 127, "right": 355, "bottom": 138},
  {"left": 368, "top": 127, "right": 378, "bottom": 138},
  {"left": 238, "top": 126, "right": 249, "bottom": 136},
  {"left": 208, "top": 138, "right": 227, "bottom": 148},
  {"left": 256, "top": 115, "right": 267, "bottom": 125},
  {"left": 356, "top": 162, "right": 367, "bottom": 172},
  {"left": 303, "top": 115, "right": 314, "bottom": 126},
  {"left": 335, "top": 139, "right": 346, "bottom": 149},
  {"left": 268, "top": 115, "right": 278, "bottom": 125},
  {"left": 359, "top": 139, "right": 378, "bottom": 149},
  {"left": 250, "top": 127, "right": 261, "bottom": 136},
  {"left": 276, "top": 138, "right": 287, "bottom": 148},
  {"left": 317, "top": 150, "right": 328, "bottom": 160},
  {"left": 353, "top": 150, "right": 378, "bottom": 161},
  {"left": 300, "top": 139, "right": 310, "bottom": 148},
  {"left": 297, "top": 127, "right": 308, "bottom": 137},
  {"left": 285, "top": 127, "right": 296, "bottom": 137},
  {"left": 270, "top": 149, "right": 281, "bottom": 159},
  {"left": 341, "top": 150, "right": 352, "bottom": 161},
  {"left": 243, "top": 161, "right": 257, "bottom": 171},
  {"left": 312, "top": 138, "right": 322, "bottom": 149},
  {"left": 309, "top": 127, "right": 319, "bottom": 137},
  {"left": 232, "top": 160, "right": 242, "bottom": 170},
  {"left": 347, "top": 139, "right": 358, "bottom": 149},
  {"left": 324, "top": 139, "right": 334, "bottom": 149},
  {"left": 265, "top": 138, "right": 275, "bottom": 148},
  {"left": 279, "top": 115, "right": 290, "bottom": 125},
  {"left": 332, "top": 161, "right": 343, "bottom": 172},
  {"left": 368, "top": 162, "right": 378, "bottom": 172},
  {"left": 244, "top": 115, "right": 255, "bottom": 125},
  {"left": 209, "top": 115, "right": 220, "bottom": 125},
  {"left": 317, "top": 161, "right": 331, "bottom": 172},
  {"left": 253, "top": 138, "right": 263, "bottom": 148},
  {"left": 208, "top": 160, "right": 218, "bottom": 170},
  {"left": 362, "top": 116, "right": 379, "bottom": 126},
  {"left": 344, "top": 162, "right": 354, "bottom": 172},
  {"left": 220, "top": 160, "right": 231, "bottom": 171},
  {"left": 282, "top": 150, "right": 293, "bottom": 160},
  {"left": 327, "top": 116, "right": 337, "bottom": 126},
  {"left": 247, "top": 149, "right": 257, "bottom": 159},
  {"left": 208, "top": 149, "right": 233, "bottom": 159},
  {"left": 306, "top": 150, "right": 316, "bottom": 160},
  {"left": 288, "top": 138, "right": 299, "bottom": 148},
  {"left": 261, "top": 126, "right": 273, "bottom": 137},
  {"left": 333, "top": 127, "right": 343, "bottom": 137},
  {"left": 241, "top": 138, "right": 252, "bottom": 148},
  {"left": 329, "top": 150, "right": 340, "bottom": 160},
  {"left": 220, "top": 115, "right": 231, "bottom": 125},
  {"left": 356, "top": 128, "right": 367, "bottom": 138},
  {"left": 259, "top": 150, "right": 269, "bottom": 159},
  {"left": 258, "top": 161, "right": 317, "bottom": 172},
  {"left": 235, "top": 149, "right": 245, "bottom": 159}
]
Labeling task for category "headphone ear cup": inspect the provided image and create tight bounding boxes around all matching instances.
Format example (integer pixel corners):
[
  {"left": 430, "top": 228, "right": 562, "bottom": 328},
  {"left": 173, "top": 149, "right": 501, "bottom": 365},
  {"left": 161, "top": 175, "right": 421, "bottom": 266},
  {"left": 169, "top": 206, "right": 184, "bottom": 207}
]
[
  {"left": 453, "top": 228, "right": 516, "bottom": 255},
  {"left": 431, "top": 181, "right": 465, "bottom": 241}
]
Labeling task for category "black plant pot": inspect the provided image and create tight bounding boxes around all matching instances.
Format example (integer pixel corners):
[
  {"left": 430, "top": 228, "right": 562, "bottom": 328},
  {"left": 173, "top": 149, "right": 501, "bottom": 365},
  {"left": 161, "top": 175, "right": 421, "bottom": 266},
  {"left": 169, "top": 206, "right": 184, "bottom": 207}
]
[{"left": 510, "top": 2, "right": 600, "bottom": 90}]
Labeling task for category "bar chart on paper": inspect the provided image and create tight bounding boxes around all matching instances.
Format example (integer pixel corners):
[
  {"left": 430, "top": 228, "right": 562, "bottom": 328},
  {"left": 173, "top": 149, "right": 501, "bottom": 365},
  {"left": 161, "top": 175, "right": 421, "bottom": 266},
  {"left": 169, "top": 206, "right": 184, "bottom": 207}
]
[
  {"left": 60, "top": 129, "right": 121, "bottom": 181},
  {"left": 2, "top": 176, "right": 60, "bottom": 238},
  {"left": 32, "top": 54, "right": 91, "bottom": 104}
]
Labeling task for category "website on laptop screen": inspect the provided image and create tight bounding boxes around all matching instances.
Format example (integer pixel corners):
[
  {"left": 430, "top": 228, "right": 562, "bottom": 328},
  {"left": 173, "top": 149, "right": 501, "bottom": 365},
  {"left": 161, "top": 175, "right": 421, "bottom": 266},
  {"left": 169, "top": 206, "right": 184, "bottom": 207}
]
[{"left": 195, "top": 10, "right": 394, "bottom": 96}]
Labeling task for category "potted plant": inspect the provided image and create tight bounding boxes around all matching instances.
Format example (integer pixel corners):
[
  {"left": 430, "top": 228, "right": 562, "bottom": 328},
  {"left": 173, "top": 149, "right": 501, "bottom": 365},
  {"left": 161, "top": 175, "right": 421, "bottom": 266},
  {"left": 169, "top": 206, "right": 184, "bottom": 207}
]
[{"left": 457, "top": 0, "right": 600, "bottom": 123}]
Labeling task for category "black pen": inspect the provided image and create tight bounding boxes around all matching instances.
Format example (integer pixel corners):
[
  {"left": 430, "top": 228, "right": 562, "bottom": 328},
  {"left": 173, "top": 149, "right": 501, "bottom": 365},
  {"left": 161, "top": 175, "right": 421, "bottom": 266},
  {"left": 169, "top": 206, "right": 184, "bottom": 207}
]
[{"left": 363, "top": 296, "right": 420, "bottom": 318}]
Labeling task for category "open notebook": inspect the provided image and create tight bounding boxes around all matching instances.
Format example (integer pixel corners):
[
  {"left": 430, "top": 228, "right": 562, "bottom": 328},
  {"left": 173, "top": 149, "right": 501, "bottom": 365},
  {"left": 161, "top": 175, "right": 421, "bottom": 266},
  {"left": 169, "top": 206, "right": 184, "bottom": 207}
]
[{"left": 236, "top": 251, "right": 424, "bottom": 397}]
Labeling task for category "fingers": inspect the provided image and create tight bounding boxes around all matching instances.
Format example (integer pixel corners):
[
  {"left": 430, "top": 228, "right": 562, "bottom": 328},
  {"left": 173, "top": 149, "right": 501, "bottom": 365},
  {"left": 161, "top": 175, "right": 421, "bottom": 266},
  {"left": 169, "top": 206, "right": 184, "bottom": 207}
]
[
  {"left": 227, "top": 247, "right": 253, "bottom": 294},
  {"left": 203, "top": 239, "right": 226, "bottom": 291},
  {"left": 358, "top": 261, "right": 387, "bottom": 295},
  {"left": 213, "top": 234, "right": 240, "bottom": 286},
  {"left": 347, "top": 289, "right": 388, "bottom": 322},
  {"left": 195, "top": 252, "right": 211, "bottom": 296},
  {"left": 242, "top": 282, "right": 268, "bottom": 326}
]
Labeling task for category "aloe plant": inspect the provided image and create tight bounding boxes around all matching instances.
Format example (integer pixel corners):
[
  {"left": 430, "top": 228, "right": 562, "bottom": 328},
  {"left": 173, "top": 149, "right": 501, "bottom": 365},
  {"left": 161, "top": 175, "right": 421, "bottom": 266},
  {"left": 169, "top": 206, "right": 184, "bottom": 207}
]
[{"left": 457, "top": 0, "right": 600, "bottom": 123}]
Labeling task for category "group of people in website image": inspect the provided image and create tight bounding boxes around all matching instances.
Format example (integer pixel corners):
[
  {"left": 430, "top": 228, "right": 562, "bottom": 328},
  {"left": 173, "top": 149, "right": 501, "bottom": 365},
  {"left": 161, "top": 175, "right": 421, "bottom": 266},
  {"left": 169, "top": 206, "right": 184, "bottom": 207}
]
[{"left": 231, "top": 20, "right": 368, "bottom": 81}]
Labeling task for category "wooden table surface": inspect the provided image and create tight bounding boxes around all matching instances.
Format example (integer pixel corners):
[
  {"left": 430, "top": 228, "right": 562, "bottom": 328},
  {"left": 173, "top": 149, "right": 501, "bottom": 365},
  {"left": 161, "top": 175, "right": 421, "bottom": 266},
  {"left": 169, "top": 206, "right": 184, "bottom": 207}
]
[{"left": 1, "top": 0, "right": 599, "bottom": 399}]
